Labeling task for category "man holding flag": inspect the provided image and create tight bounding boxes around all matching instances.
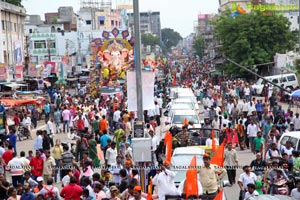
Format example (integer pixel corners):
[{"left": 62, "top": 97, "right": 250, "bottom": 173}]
[{"left": 198, "top": 153, "right": 227, "bottom": 200}]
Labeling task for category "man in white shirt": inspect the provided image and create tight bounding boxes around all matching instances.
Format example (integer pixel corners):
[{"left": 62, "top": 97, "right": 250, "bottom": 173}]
[
  {"left": 291, "top": 182, "right": 300, "bottom": 199},
  {"left": 238, "top": 165, "right": 257, "bottom": 200},
  {"left": 105, "top": 142, "right": 117, "bottom": 167},
  {"left": 110, "top": 155, "right": 123, "bottom": 186},
  {"left": 150, "top": 131, "right": 159, "bottom": 163},
  {"left": 247, "top": 120, "right": 258, "bottom": 153},
  {"left": 6, "top": 152, "right": 24, "bottom": 187},
  {"left": 205, "top": 137, "right": 219, "bottom": 147},
  {"left": 153, "top": 164, "right": 179, "bottom": 200},
  {"left": 157, "top": 96, "right": 163, "bottom": 116},
  {"left": 113, "top": 108, "right": 121, "bottom": 129}
]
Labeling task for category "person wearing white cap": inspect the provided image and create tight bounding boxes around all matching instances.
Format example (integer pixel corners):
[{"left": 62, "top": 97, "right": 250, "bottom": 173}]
[{"left": 33, "top": 176, "right": 45, "bottom": 193}]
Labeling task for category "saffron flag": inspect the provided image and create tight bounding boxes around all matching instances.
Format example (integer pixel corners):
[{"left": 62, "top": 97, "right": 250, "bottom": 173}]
[
  {"left": 214, "top": 189, "right": 225, "bottom": 200},
  {"left": 185, "top": 155, "right": 198, "bottom": 199},
  {"left": 211, "top": 140, "right": 226, "bottom": 167},
  {"left": 147, "top": 176, "right": 153, "bottom": 200},
  {"left": 173, "top": 75, "right": 176, "bottom": 86},
  {"left": 164, "top": 131, "right": 173, "bottom": 164},
  {"left": 211, "top": 129, "right": 217, "bottom": 152},
  {"left": 182, "top": 118, "right": 189, "bottom": 127}
]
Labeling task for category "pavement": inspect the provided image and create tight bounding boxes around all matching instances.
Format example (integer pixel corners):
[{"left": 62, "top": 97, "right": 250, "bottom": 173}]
[{"left": 12, "top": 96, "right": 296, "bottom": 199}]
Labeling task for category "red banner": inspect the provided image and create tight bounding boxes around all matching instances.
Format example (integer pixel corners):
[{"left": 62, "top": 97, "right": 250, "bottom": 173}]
[{"left": 15, "top": 65, "right": 24, "bottom": 81}]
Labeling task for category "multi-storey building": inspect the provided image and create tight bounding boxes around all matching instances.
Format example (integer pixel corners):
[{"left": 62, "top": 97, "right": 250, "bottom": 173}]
[
  {"left": 127, "top": 11, "right": 161, "bottom": 38},
  {"left": 0, "top": 1, "right": 26, "bottom": 66}
]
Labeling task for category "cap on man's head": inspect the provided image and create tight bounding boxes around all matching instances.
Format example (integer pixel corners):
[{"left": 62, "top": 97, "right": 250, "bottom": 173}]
[
  {"left": 110, "top": 185, "right": 118, "bottom": 191},
  {"left": 133, "top": 186, "right": 142, "bottom": 192},
  {"left": 203, "top": 153, "right": 210, "bottom": 159},
  {"left": 37, "top": 176, "right": 43, "bottom": 182}
]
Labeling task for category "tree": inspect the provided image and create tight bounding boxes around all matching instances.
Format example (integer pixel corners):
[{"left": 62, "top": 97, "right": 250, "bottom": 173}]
[
  {"left": 141, "top": 34, "right": 160, "bottom": 47},
  {"left": 193, "top": 37, "right": 205, "bottom": 59},
  {"left": 161, "top": 28, "right": 182, "bottom": 51},
  {"left": 215, "top": 11, "right": 296, "bottom": 75},
  {"left": 3, "top": 0, "right": 23, "bottom": 7}
]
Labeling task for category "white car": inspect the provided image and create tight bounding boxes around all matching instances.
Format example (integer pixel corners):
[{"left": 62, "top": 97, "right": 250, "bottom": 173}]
[
  {"left": 171, "top": 147, "right": 205, "bottom": 187},
  {"left": 166, "top": 110, "right": 201, "bottom": 129}
]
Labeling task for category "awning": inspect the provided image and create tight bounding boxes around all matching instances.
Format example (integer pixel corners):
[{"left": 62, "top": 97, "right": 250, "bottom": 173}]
[
  {"left": 5, "top": 83, "right": 27, "bottom": 88},
  {"left": 0, "top": 99, "right": 38, "bottom": 107}
]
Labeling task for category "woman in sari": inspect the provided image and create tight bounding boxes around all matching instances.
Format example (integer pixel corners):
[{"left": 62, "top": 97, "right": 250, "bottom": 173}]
[{"left": 88, "top": 134, "right": 100, "bottom": 167}]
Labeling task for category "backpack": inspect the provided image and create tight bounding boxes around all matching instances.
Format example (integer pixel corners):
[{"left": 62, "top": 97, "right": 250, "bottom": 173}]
[{"left": 44, "top": 186, "right": 56, "bottom": 200}]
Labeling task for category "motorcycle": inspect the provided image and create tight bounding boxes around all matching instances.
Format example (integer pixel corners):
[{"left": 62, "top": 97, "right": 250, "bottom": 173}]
[{"left": 18, "top": 124, "right": 32, "bottom": 141}]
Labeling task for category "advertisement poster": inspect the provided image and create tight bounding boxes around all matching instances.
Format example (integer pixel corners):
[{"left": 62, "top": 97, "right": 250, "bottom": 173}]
[
  {"left": 14, "top": 40, "right": 23, "bottom": 66},
  {"left": 15, "top": 65, "right": 24, "bottom": 81},
  {"left": 43, "top": 61, "right": 56, "bottom": 75},
  {"left": 0, "top": 64, "right": 8, "bottom": 82},
  {"left": 28, "top": 64, "right": 37, "bottom": 77}
]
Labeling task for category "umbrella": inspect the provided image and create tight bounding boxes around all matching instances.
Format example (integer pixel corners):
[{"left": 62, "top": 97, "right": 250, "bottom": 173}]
[{"left": 290, "top": 89, "right": 300, "bottom": 98}]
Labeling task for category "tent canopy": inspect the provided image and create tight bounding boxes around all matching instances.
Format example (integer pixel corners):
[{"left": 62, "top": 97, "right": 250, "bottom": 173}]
[
  {"left": 291, "top": 89, "right": 300, "bottom": 98},
  {"left": 0, "top": 99, "right": 38, "bottom": 107}
]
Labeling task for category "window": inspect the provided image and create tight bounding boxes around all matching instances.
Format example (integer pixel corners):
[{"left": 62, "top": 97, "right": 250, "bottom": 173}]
[
  {"left": 280, "top": 77, "right": 287, "bottom": 83},
  {"left": 29, "top": 29, "right": 32, "bottom": 34},
  {"left": 111, "top": 20, "right": 114, "bottom": 26},
  {"left": 280, "top": 136, "right": 290, "bottom": 146},
  {"left": 14, "top": 23, "right": 16, "bottom": 32},
  {"left": 100, "top": 20, "right": 104, "bottom": 25},
  {"left": 272, "top": 79, "right": 279, "bottom": 84},
  {"left": 287, "top": 75, "right": 296, "bottom": 81},
  {"left": 1, "top": 20, "right": 5, "bottom": 30},
  {"left": 289, "top": 137, "right": 298, "bottom": 149},
  {"left": 47, "top": 40, "right": 56, "bottom": 48},
  {"left": 86, "top": 20, "right": 91, "bottom": 25},
  {"left": 34, "top": 40, "right": 46, "bottom": 49}
]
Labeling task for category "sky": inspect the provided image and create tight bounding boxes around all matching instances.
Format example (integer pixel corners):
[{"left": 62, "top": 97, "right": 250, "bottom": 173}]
[{"left": 22, "top": 0, "right": 219, "bottom": 37}]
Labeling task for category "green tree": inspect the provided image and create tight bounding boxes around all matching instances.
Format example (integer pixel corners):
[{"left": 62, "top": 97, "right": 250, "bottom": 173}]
[
  {"left": 141, "top": 34, "right": 160, "bottom": 47},
  {"left": 161, "top": 28, "right": 182, "bottom": 51},
  {"left": 215, "top": 11, "right": 296, "bottom": 75},
  {"left": 193, "top": 37, "right": 205, "bottom": 59},
  {"left": 3, "top": 0, "right": 23, "bottom": 7}
]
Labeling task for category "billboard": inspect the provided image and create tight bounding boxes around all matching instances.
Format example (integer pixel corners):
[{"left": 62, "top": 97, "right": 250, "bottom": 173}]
[
  {"left": 28, "top": 64, "right": 37, "bottom": 77},
  {"left": 14, "top": 40, "right": 23, "bottom": 66},
  {"left": 15, "top": 65, "right": 24, "bottom": 81},
  {"left": 0, "top": 64, "right": 8, "bottom": 82}
]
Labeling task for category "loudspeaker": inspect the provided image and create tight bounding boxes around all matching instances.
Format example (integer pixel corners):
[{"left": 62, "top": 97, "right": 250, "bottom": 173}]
[{"left": 132, "top": 138, "right": 152, "bottom": 162}]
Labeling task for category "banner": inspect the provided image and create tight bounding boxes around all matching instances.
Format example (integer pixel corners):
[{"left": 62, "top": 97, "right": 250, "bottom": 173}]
[
  {"left": 14, "top": 40, "right": 23, "bottom": 66},
  {"left": 15, "top": 65, "right": 24, "bottom": 81},
  {"left": 28, "top": 64, "right": 37, "bottom": 77},
  {"left": 43, "top": 61, "right": 55, "bottom": 78},
  {"left": 127, "top": 71, "right": 155, "bottom": 111},
  {"left": 0, "top": 64, "right": 8, "bottom": 82}
]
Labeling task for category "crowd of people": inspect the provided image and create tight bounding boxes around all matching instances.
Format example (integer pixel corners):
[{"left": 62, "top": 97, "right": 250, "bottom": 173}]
[{"left": 2, "top": 58, "right": 300, "bottom": 200}]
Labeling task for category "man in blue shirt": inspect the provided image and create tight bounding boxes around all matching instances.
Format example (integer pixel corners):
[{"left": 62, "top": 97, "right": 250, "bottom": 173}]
[
  {"left": 21, "top": 182, "right": 35, "bottom": 200},
  {"left": 44, "top": 102, "right": 50, "bottom": 123},
  {"left": 255, "top": 100, "right": 263, "bottom": 121},
  {"left": 100, "top": 130, "right": 111, "bottom": 150},
  {"left": 8, "top": 128, "right": 17, "bottom": 153}
]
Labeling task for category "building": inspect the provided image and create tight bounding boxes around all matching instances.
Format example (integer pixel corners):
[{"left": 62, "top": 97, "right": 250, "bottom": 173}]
[
  {"left": 44, "top": 7, "right": 77, "bottom": 31},
  {"left": 0, "top": 1, "right": 26, "bottom": 66},
  {"left": 127, "top": 11, "right": 161, "bottom": 38},
  {"left": 195, "top": 14, "right": 219, "bottom": 60}
]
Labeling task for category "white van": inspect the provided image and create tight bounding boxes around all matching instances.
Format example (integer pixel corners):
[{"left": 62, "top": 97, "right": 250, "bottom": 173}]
[
  {"left": 252, "top": 73, "right": 298, "bottom": 95},
  {"left": 176, "top": 93, "right": 199, "bottom": 110},
  {"left": 278, "top": 132, "right": 300, "bottom": 151}
]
